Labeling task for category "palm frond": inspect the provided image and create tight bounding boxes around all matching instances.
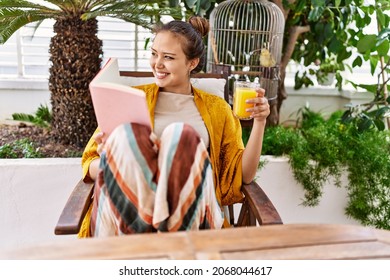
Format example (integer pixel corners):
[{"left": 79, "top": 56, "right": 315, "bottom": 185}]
[
  {"left": 12, "top": 104, "right": 52, "bottom": 128},
  {"left": 0, "top": 0, "right": 53, "bottom": 9},
  {"left": 43, "top": 0, "right": 85, "bottom": 11},
  {"left": 86, "top": 0, "right": 155, "bottom": 10},
  {"left": 35, "top": 104, "right": 52, "bottom": 123},
  {"left": 0, "top": 1, "right": 61, "bottom": 43},
  {"left": 84, "top": 0, "right": 116, "bottom": 10},
  {"left": 30, "top": 19, "right": 46, "bottom": 38},
  {"left": 12, "top": 113, "right": 36, "bottom": 123},
  {"left": 0, "top": 9, "right": 61, "bottom": 43},
  {"left": 82, "top": 1, "right": 182, "bottom": 29},
  {"left": 1, "top": 14, "right": 41, "bottom": 42}
]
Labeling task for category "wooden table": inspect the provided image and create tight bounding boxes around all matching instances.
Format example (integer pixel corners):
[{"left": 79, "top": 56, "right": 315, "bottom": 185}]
[{"left": 1, "top": 224, "right": 390, "bottom": 260}]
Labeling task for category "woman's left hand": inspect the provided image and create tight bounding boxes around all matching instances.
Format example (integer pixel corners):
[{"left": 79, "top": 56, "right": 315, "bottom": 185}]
[{"left": 246, "top": 87, "right": 270, "bottom": 123}]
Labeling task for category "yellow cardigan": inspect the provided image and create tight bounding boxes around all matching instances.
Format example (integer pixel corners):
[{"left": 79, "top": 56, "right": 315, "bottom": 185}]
[{"left": 81, "top": 83, "right": 245, "bottom": 206}]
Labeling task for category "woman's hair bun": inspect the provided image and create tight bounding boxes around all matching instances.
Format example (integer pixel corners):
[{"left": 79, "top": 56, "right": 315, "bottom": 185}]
[{"left": 188, "top": 16, "right": 209, "bottom": 38}]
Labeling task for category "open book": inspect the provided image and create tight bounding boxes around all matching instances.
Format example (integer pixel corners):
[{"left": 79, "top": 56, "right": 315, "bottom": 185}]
[{"left": 89, "top": 58, "right": 151, "bottom": 136}]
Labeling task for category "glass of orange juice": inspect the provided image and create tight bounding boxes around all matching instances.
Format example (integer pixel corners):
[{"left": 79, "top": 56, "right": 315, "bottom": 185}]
[{"left": 233, "top": 81, "right": 259, "bottom": 120}]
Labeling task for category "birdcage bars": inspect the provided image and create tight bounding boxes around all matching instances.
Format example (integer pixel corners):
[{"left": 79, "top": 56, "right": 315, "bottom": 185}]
[{"left": 207, "top": 0, "right": 285, "bottom": 98}]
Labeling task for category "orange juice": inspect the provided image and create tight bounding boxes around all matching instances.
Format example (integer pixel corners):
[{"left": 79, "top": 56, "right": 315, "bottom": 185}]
[{"left": 233, "top": 86, "right": 257, "bottom": 120}]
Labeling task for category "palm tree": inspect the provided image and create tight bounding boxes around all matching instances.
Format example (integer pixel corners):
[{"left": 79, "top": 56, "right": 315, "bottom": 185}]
[{"left": 0, "top": 0, "right": 180, "bottom": 147}]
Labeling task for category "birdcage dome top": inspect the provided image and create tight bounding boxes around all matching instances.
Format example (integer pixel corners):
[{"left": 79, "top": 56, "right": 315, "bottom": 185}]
[
  {"left": 211, "top": 0, "right": 284, "bottom": 32},
  {"left": 208, "top": 0, "right": 285, "bottom": 69}
]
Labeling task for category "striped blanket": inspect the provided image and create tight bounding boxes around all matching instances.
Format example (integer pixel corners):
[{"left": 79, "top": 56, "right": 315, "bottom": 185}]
[{"left": 90, "top": 122, "right": 224, "bottom": 236}]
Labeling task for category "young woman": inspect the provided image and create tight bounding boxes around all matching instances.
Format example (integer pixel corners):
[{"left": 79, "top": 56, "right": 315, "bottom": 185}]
[{"left": 79, "top": 16, "right": 270, "bottom": 237}]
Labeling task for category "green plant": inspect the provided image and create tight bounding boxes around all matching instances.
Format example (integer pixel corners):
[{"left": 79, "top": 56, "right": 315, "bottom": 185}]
[
  {"left": 316, "top": 55, "right": 345, "bottom": 84},
  {"left": 262, "top": 106, "right": 390, "bottom": 230},
  {"left": 318, "top": 56, "right": 343, "bottom": 74},
  {"left": 293, "top": 54, "right": 348, "bottom": 90},
  {"left": 0, "top": 138, "right": 43, "bottom": 158},
  {"left": 343, "top": 28, "right": 390, "bottom": 130},
  {"left": 12, "top": 104, "right": 52, "bottom": 128}
]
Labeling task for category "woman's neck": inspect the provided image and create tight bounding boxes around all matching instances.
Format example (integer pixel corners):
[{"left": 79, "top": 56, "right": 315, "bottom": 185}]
[{"left": 161, "top": 83, "right": 192, "bottom": 95}]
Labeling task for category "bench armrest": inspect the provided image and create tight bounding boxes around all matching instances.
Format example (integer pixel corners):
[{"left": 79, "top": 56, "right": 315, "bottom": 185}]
[
  {"left": 54, "top": 180, "right": 94, "bottom": 235},
  {"left": 239, "top": 181, "right": 283, "bottom": 226}
]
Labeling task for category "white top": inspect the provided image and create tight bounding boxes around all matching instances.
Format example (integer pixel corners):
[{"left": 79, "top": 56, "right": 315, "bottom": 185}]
[{"left": 154, "top": 91, "right": 210, "bottom": 147}]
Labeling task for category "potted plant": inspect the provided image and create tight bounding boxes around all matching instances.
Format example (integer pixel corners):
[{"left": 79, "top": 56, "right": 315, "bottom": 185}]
[
  {"left": 315, "top": 55, "right": 345, "bottom": 86},
  {"left": 293, "top": 53, "right": 348, "bottom": 89}
]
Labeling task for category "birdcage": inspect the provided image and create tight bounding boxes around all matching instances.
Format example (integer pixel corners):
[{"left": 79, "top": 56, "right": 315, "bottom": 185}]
[{"left": 207, "top": 0, "right": 285, "bottom": 102}]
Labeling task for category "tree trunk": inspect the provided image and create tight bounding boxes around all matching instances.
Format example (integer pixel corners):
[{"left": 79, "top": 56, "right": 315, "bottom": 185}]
[{"left": 49, "top": 17, "right": 102, "bottom": 147}]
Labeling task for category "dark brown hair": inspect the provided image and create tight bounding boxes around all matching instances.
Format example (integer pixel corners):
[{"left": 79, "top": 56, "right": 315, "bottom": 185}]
[{"left": 152, "top": 16, "right": 209, "bottom": 74}]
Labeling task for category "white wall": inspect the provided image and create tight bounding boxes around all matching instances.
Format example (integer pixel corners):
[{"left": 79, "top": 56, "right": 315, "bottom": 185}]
[
  {"left": 0, "top": 79, "right": 50, "bottom": 120},
  {"left": 0, "top": 158, "right": 81, "bottom": 251},
  {"left": 257, "top": 156, "right": 359, "bottom": 225},
  {"left": 0, "top": 157, "right": 359, "bottom": 251},
  {"left": 279, "top": 86, "right": 373, "bottom": 125}
]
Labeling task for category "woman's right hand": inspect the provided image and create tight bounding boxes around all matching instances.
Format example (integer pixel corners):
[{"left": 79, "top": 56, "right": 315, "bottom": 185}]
[{"left": 94, "top": 131, "right": 106, "bottom": 156}]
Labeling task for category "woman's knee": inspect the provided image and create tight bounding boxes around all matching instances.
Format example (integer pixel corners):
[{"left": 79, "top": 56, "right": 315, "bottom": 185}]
[
  {"left": 161, "top": 122, "right": 200, "bottom": 142},
  {"left": 103, "top": 123, "right": 156, "bottom": 161}
]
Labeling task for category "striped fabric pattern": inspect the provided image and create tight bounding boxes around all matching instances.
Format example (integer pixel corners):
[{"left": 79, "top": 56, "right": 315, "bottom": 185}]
[{"left": 90, "top": 122, "right": 224, "bottom": 237}]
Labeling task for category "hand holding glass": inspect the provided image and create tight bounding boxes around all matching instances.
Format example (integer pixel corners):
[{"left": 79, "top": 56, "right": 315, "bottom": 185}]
[{"left": 233, "top": 81, "right": 259, "bottom": 120}]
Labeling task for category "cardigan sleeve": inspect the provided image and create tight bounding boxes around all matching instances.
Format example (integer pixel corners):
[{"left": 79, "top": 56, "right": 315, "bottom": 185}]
[
  {"left": 192, "top": 88, "right": 245, "bottom": 206},
  {"left": 81, "top": 128, "right": 100, "bottom": 183},
  {"left": 218, "top": 105, "right": 245, "bottom": 206}
]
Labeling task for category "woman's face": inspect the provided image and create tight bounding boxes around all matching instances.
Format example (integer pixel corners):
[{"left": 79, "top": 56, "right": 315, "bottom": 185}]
[{"left": 150, "top": 31, "right": 199, "bottom": 94}]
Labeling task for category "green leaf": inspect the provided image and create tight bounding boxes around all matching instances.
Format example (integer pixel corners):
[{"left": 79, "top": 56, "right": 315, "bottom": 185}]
[
  {"left": 356, "top": 34, "right": 377, "bottom": 53},
  {"left": 352, "top": 83, "right": 378, "bottom": 93},
  {"left": 144, "top": 37, "right": 150, "bottom": 50},
  {"left": 328, "top": 37, "right": 342, "bottom": 53},
  {"left": 376, "top": 9, "right": 386, "bottom": 28},
  {"left": 374, "top": 119, "right": 385, "bottom": 131},
  {"left": 200, "top": 0, "right": 210, "bottom": 10},
  {"left": 356, "top": 7, "right": 365, "bottom": 18},
  {"left": 312, "top": 0, "right": 326, "bottom": 7},
  {"left": 168, "top": 0, "right": 180, "bottom": 7},
  {"left": 344, "top": 0, "right": 353, "bottom": 5},
  {"left": 352, "top": 56, "right": 363, "bottom": 67},
  {"left": 378, "top": 28, "right": 390, "bottom": 44},
  {"left": 308, "top": 7, "right": 325, "bottom": 22},
  {"left": 363, "top": 12, "right": 372, "bottom": 26},
  {"left": 337, "top": 49, "right": 352, "bottom": 61},
  {"left": 376, "top": 40, "right": 389, "bottom": 56},
  {"left": 314, "top": 22, "right": 326, "bottom": 44},
  {"left": 369, "top": 56, "right": 378, "bottom": 75},
  {"left": 357, "top": 117, "right": 373, "bottom": 133},
  {"left": 376, "top": 107, "right": 390, "bottom": 118},
  {"left": 295, "top": 0, "right": 306, "bottom": 12},
  {"left": 324, "top": 22, "right": 333, "bottom": 39},
  {"left": 335, "top": 0, "right": 341, "bottom": 8},
  {"left": 185, "top": 0, "right": 197, "bottom": 9},
  {"left": 35, "top": 104, "right": 51, "bottom": 122},
  {"left": 12, "top": 113, "right": 35, "bottom": 123}
]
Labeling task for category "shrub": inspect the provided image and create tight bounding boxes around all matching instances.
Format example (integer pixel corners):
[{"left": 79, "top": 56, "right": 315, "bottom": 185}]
[{"left": 261, "top": 107, "right": 390, "bottom": 229}]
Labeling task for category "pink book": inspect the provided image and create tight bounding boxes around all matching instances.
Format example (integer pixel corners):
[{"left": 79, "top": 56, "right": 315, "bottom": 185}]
[{"left": 89, "top": 58, "right": 151, "bottom": 136}]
